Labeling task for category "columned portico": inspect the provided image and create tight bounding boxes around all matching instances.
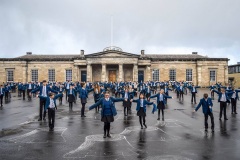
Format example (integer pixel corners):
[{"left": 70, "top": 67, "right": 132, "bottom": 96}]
[
  {"left": 101, "top": 63, "right": 106, "bottom": 82},
  {"left": 87, "top": 64, "right": 92, "bottom": 82},
  {"left": 118, "top": 63, "right": 123, "bottom": 81}
]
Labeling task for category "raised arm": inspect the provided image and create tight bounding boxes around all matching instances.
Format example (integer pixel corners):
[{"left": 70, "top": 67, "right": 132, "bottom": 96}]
[
  {"left": 150, "top": 93, "right": 158, "bottom": 99},
  {"left": 89, "top": 99, "right": 103, "bottom": 110},
  {"left": 111, "top": 97, "right": 124, "bottom": 102}
]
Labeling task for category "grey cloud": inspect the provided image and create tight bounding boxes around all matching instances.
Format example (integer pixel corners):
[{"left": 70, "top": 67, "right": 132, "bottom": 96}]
[{"left": 0, "top": 0, "right": 239, "bottom": 65}]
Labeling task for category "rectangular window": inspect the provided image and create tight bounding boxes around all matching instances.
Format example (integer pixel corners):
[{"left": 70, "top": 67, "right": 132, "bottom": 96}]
[
  {"left": 152, "top": 69, "right": 159, "bottom": 81},
  {"left": 169, "top": 69, "right": 176, "bottom": 81},
  {"left": 31, "top": 70, "right": 38, "bottom": 82},
  {"left": 66, "top": 69, "right": 72, "bottom": 81},
  {"left": 7, "top": 70, "right": 14, "bottom": 82},
  {"left": 186, "top": 69, "right": 193, "bottom": 81},
  {"left": 210, "top": 70, "right": 216, "bottom": 81},
  {"left": 48, "top": 69, "right": 55, "bottom": 82}
]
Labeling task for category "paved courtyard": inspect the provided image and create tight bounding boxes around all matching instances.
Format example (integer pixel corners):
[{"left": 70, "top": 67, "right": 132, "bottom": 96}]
[{"left": 0, "top": 89, "right": 239, "bottom": 160}]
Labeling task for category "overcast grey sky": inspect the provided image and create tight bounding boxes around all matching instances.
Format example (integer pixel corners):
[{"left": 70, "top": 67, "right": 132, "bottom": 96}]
[{"left": 0, "top": 0, "right": 239, "bottom": 64}]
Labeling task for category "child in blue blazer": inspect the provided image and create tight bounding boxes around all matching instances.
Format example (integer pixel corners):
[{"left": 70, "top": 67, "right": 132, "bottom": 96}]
[
  {"left": 132, "top": 93, "right": 156, "bottom": 129},
  {"left": 89, "top": 91, "right": 124, "bottom": 138},
  {"left": 0, "top": 85, "right": 5, "bottom": 107},
  {"left": 37, "top": 92, "right": 63, "bottom": 131},
  {"left": 150, "top": 89, "right": 173, "bottom": 121},
  {"left": 194, "top": 93, "right": 214, "bottom": 132},
  {"left": 67, "top": 84, "right": 76, "bottom": 111}
]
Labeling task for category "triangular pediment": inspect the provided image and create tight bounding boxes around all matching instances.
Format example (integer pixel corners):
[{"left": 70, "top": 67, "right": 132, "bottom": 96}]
[{"left": 85, "top": 50, "right": 140, "bottom": 58}]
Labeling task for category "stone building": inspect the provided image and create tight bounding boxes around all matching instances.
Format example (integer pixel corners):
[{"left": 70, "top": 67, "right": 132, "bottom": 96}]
[
  {"left": 228, "top": 62, "right": 240, "bottom": 88},
  {"left": 0, "top": 47, "right": 229, "bottom": 87}
]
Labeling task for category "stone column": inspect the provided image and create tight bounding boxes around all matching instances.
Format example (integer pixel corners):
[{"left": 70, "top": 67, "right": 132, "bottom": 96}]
[
  {"left": 133, "top": 64, "right": 138, "bottom": 82},
  {"left": 73, "top": 65, "right": 79, "bottom": 82},
  {"left": 118, "top": 63, "right": 123, "bottom": 81},
  {"left": 146, "top": 65, "right": 151, "bottom": 81},
  {"left": 87, "top": 64, "right": 92, "bottom": 82},
  {"left": 101, "top": 63, "right": 106, "bottom": 82}
]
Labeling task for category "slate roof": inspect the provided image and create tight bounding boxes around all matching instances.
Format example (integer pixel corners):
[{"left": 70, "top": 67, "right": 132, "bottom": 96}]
[{"left": 0, "top": 51, "right": 229, "bottom": 61}]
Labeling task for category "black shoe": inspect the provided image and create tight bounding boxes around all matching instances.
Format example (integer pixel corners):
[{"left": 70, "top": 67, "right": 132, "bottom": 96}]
[
  {"left": 107, "top": 134, "right": 111, "bottom": 138},
  {"left": 144, "top": 124, "right": 147, "bottom": 128},
  {"left": 125, "top": 114, "right": 127, "bottom": 116},
  {"left": 162, "top": 118, "right": 164, "bottom": 121},
  {"left": 231, "top": 112, "right": 234, "bottom": 114},
  {"left": 219, "top": 118, "right": 222, "bottom": 120},
  {"left": 38, "top": 118, "right": 42, "bottom": 121},
  {"left": 157, "top": 118, "right": 160, "bottom": 120},
  {"left": 235, "top": 112, "right": 238, "bottom": 114},
  {"left": 205, "top": 129, "right": 208, "bottom": 132},
  {"left": 43, "top": 118, "right": 46, "bottom": 121},
  {"left": 103, "top": 134, "right": 106, "bottom": 138},
  {"left": 81, "top": 115, "right": 86, "bottom": 117},
  {"left": 141, "top": 126, "right": 143, "bottom": 129},
  {"left": 224, "top": 118, "right": 228, "bottom": 120},
  {"left": 212, "top": 129, "right": 214, "bottom": 133}
]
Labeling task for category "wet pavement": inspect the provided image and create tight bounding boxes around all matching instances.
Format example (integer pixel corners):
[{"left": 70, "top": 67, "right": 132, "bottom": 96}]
[{"left": 0, "top": 89, "right": 240, "bottom": 160}]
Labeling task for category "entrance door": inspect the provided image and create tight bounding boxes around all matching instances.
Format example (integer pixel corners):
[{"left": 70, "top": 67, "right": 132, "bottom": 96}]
[
  {"left": 108, "top": 70, "right": 116, "bottom": 82},
  {"left": 138, "top": 70, "right": 144, "bottom": 83},
  {"left": 81, "top": 71, "right": 87, "bottom": 82}
]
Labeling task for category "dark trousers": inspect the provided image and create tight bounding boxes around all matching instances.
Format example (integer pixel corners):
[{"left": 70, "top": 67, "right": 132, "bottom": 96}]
[
  {"left": 69, "top": 102, "right": 73, "bottom": 110},
  {"left": 65, "top": 89, "right": 69, "bottom": 100},
  {"left": 59, "top": 96, "right": 63, "bottom": 103},
  {"left": 5, "top": 92, "right": 8, "bottom": 100},
  {"left": 48, "top": 108, "right": 55, "bottom": 129},
  {"left": 139, "top": 116, "right": 146, "bottom": 127},
  {"left": 158, "top": 109, "right": 164, "bottom": 119},
  {"left": 179, "top": 91, "right": 184, "bottom": 101},
  {"left": 231, "top": 98, "right": 237, "bottom": 113},
  {"left": 191, "top": 92, "right": 196, "bottom": 103},
  {"left": 27, "top": 89, "right": 32, "bottom": 99},
  {"left": 81, "top": 103, "right": 86, "bottom": 116},
  {"left": 22, "top": 90, "right": 26, "bottom": 99},
  {"left": 220, "top": 102, "right": 227, "bottom": 119},
  {"left": 123, "top": 100, "right": 131, "bottom": 116},
  {"left": 39, "top": 99, "right": 47, "bottom": 120},
  {"left": 18, "top": 90, "right": 21, "bottom": 97},
  {"left": 0, "top": 95, "right": 3, "bottom": 106},
  {"left": 211, "top": 91, "right": 214, "bottom": 98},
  {"left": 104, "top": 122, "right": 111, "bottom": 135},
  {"left": 204, "top": 112, "right": 214, "bottom": 129}
]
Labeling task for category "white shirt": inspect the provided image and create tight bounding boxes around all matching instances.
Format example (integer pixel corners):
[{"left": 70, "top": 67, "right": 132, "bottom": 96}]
[
  {"left": 49, "top": 98, "right": 55, "bottom": 109},
  {"left": 95, "top": 89, "right": 98, "bottom": 94},
  {"left": 0, "top": 88, "right": 3, "bottom": 95},
  {"left": 192, "top": 87, "right": 196, "bottom": 92},
  {"left": 42, "top": 86, "right": 47, "bottom": 97},
  {"left": 140, "top": 99, "right": 144, "bottom": 107},
  {"left": 180, "top": 86, "right": 183, "bottom": 90},
  {"left": 28, "top": 84, "right": 32, "bottom": 89},
  {"left": 66, "top": 83, "right": 70, "bottom": 89},
  {"left": 124, "top": 92, "right": 128, "bottom": 99},
  {"left": 105, "top": 98, "right": 109, "bottom": 101},
  {"left": 232, "top": 92, "right": 236, "bottom": 99},
  {"left": 159, "top": 94, "right": 163, "bottom": 101},
  {"left": 221, "top": 93, "right": 226, "bottom": 102}
]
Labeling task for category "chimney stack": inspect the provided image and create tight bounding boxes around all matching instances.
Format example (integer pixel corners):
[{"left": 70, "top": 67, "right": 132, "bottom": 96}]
[
  {"left": 26, "top": 52, "right": 32, "bottom": 55},
  {"left": 192, "top": 52, "right": 198, "bottom": 55},
  {"left": 81, "top": 50, "right": 84, "bottom": 55},
  {"left": 141, "top": 50, "right": 145, "bottom": 55}
]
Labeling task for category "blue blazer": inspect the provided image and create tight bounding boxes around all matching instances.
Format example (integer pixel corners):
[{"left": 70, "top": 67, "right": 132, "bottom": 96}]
[
  {"left": 31, "top": 85, "right": 58, "bottom": 99},
  {"left": 176, "top": 86, "right": 186, "bottom": 92},
  {"left": 188, "top": 86, "right": 200, "bottom": 93},
  {"left": 132, "top": 99, "right": 156, "bottom": 113},
  {"left": 195, "top": 98, "right": 213, "bottom": 114},
  {"left": 0, "top": 88, "right": 5, "bottom": 96},
  {"left": 89, "top": 97, "right": 124, "bottom": 117},
  {"left": 38, "top": 93, "right": 63, "bottom": 111},
  {"left": 120, "top": 91, "right": 135, "bottom": 100},
  {"left": 79, "top": 88, "right": 89, "bottom": 99},
  {"left": 150, "top": 93, "right": 172, "bottom": 105},
  {"left": 213, "top": 90, "right": 233, "bottom": 102},
  {"left": 227, "top": 90, "right": 240, "bottom": 100},
  {"left": 67, "top": 89, "right": 76, "bottom": 97}
]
